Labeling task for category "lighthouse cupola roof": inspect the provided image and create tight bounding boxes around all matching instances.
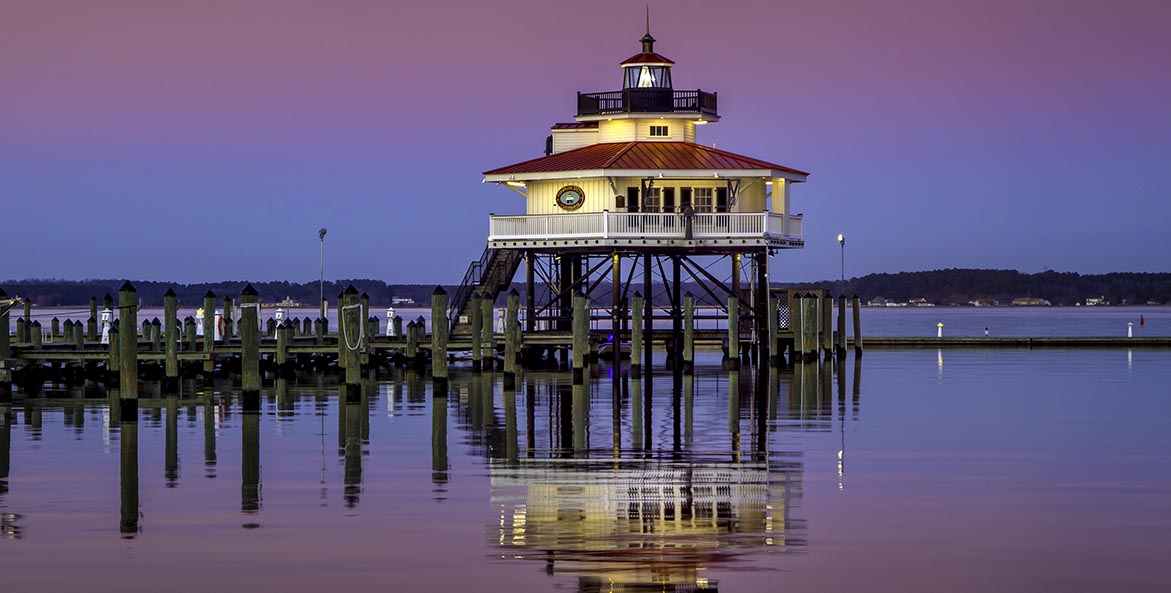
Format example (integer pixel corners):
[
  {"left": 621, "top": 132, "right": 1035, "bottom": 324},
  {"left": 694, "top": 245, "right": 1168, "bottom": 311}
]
[{"left": 621, "top": 11, "right": 674, "bottom": 89}]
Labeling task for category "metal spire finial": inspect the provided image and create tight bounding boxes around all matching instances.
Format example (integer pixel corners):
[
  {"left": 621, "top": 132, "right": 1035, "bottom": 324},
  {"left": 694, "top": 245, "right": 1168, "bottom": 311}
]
[{"left": 640, "top": 4, "right": 656, "bottom": 53}]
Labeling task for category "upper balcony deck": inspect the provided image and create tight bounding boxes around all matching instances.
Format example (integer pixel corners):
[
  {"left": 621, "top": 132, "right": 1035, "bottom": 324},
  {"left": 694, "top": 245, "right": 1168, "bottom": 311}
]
[
  {"left": 487, "top": 211, "right": 802, "bottom": 252},
  {"left": 576, "top": 89, "right": 718, "bottom": 118}
]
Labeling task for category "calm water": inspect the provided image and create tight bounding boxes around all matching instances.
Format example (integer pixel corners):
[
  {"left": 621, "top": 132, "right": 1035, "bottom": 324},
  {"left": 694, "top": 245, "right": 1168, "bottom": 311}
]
[{"left": 1, "top": 350, "right": 1169, "bottom": 591}]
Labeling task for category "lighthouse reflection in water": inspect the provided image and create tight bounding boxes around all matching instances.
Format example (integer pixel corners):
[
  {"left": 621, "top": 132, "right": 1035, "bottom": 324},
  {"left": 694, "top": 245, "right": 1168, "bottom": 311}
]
[{"left": 484, "top": 363, "right": 812, "bottom": 592}]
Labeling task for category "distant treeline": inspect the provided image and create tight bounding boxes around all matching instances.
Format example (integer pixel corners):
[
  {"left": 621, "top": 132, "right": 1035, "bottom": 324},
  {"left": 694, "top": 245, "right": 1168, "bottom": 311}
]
[
  {"left": 789, "top": 269, "right": 1171, "bottom": 306},
  {"left": 3, "top": 269, "right": 1169, "bottom": 307}
]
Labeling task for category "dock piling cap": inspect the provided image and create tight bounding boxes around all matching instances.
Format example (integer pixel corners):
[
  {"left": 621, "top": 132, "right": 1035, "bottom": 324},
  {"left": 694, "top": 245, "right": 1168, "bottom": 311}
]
[
  {"left": 241, "top": 284, "right": 259, "bottom": 296},
  {"left": 204, "top": 290, "right": 216, "bottom": 299},
  {"left": 343, "top": 284, "right": 359, "bottom": 296},
  {"left": 164, "top": 288, "right": 177, "bottom": 298},
  {"left": 432, "top": 285, "right": 447, "bottom": 296},
  {"left": 119, "top": 280, "right": 136, "bottom": 292}
]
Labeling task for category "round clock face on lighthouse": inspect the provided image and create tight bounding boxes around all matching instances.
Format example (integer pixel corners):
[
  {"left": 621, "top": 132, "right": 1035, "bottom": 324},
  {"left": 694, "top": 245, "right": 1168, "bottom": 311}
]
[{"left": 556, "top": 185, "right": 585, "bottom": 211}]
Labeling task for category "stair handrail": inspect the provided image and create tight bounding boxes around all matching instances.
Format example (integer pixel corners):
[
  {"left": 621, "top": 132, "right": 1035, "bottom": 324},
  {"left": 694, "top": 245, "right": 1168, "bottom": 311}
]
[{"left": 448, "top": 246, "right": 495, "bottom": 328}]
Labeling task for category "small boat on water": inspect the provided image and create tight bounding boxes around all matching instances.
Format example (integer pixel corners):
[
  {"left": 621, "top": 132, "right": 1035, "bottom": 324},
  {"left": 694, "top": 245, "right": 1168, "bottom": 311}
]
[
  {"left": 597, "top": 341, "right": 632, "bottom": 361},
  {"left": 261, "top": 297, "right": 302, "bottom": 309}
]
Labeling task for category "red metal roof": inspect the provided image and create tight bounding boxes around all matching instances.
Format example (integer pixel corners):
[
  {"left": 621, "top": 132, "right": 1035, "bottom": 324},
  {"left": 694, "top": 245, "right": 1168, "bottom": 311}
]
[
  {"left": 483, "top": 142, "right": 809, "bottom": 177},
  {"left": 550, "top": 122, "right": 598, "bottom": 130},
  {"left": 620, "top": 52, "right": 675, "bottom": 66}
]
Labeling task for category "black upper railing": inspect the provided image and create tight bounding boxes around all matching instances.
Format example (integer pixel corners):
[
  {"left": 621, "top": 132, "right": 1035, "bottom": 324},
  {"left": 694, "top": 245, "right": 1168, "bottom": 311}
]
[{"left": 576, "top": 89, "right": 718, "bottom": 117}]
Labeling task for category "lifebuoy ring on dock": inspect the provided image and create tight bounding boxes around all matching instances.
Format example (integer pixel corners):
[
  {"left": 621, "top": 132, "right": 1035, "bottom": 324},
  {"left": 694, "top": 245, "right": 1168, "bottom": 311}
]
[{"left": 217, "top": 316, "right": 225, "bottom": 336}]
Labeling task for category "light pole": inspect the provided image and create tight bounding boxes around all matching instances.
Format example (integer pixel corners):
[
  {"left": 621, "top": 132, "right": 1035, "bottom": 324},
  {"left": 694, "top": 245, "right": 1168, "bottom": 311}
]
[
  {"left": 319, "top": 228, "right": 328, "bottom": 319},
  {"left": 837, "top": 233, "right": 845, "bottom": 295}
]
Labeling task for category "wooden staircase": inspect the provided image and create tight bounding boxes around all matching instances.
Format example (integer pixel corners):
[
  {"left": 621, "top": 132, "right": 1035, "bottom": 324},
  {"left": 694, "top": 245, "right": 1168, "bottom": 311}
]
[{"left": 448, "top": 247, "right": 523, "bottom": 336}]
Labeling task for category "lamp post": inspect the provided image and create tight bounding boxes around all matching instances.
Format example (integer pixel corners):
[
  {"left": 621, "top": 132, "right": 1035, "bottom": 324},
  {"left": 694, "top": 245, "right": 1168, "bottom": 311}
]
[
  {"left": 837, "top": 233, "right": 845, "bottom": 295},
  {"left": 319, "top": 228, "right": 328, "bottom": 319}
]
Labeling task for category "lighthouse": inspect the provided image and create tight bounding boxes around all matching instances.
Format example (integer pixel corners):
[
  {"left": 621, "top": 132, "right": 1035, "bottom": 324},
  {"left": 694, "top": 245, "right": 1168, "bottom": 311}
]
[{"left": 451, "top": 22, "right": 809, "bottom": 366}]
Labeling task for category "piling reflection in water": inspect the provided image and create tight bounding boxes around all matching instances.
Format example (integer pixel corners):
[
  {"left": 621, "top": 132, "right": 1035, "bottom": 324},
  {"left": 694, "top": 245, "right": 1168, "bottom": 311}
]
[
  {"left": 241, "top": 410, "right": 260, "bottom": 515},
  {"left": 0, "top": 352, "right": 869, "bottom": 588},
  {"left": 485, "top": 365, "right": 813, "bottom": 591},
  {"left": 119, "top": 415, "right": 138, "bottom": 536}
]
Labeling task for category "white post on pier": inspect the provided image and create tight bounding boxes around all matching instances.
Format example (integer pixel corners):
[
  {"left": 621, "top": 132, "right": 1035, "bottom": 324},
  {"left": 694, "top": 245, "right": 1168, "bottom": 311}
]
[
  {"left": 100, "top": 307, "right": 113, "bottom": 344},
  {"left": 1128, "top": 322, "right": 1133, "bottom": 338},
  {"left": 385, "top": 307, "right": 396, "bottom": 336},
  {"left": 937, "top": 322, "right": 944, "bottom": 338},
  {"left": 195, "top": 308, "right": 205, "bottom": 337}
]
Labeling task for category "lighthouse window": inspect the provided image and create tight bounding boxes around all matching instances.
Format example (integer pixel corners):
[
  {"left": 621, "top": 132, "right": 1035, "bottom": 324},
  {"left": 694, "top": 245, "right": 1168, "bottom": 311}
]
[
  {"left": 624, "top": 65, "right": 672, "bottom": 89},
  {"left": 693, "top": 187, "right": 714, "bottom": 212},
  {"left": 649, "top": 125, "right": 668, "bottom": 137},
  {"left": 642, "top": 187, "right": 662, "bottom": 212}
]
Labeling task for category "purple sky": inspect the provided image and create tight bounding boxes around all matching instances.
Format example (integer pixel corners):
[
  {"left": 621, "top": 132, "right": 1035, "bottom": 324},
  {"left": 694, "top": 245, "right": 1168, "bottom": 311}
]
[{"left": 2, "top": 0, "right": 1169, "bottom": 284}]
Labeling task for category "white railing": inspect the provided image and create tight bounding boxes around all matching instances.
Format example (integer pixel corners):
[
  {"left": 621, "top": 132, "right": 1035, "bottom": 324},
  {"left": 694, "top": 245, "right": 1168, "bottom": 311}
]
[{"left": 489, "top": 212, "right": 802, "bottom": 242}]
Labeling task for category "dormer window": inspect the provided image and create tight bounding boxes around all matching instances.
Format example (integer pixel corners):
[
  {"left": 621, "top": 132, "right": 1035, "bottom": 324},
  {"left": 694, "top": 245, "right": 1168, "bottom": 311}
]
[{"left": 649, "top": 125, "right": 668, "bottom": 137}]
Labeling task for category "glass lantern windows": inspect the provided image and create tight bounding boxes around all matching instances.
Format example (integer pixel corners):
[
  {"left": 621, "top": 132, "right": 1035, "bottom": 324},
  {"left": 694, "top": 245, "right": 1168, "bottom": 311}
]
[{"left": 624, "top": 65, "right": 672, "bottom": 89}]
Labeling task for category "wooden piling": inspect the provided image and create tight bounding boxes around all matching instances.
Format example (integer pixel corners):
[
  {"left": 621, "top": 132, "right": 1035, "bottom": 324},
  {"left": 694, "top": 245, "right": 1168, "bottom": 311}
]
[
  {"left": 852, "top": 295, "right": 864, "bottom": 356},
  {"left": 16, "top": 317, "right": 26, "bottom": 344},
  {"left": 480, "top": 295, "right": 494, "bottom": 371},
  {"left": 820, "top": 293, "right": 833, "bottom": 359},
  {"left": 88, "top": 297, "right": 98, "bottom": 341},
  {"left": 571, "top": 291, "right": 587, "bottom": 383},
  {"left": 768, "top": 292, "right": 779, "bottom": 366},
  {"left": 150, "top": 318, "right": 162, "bottom": 352},
  {"left": 393, "top": 315, "right": 403, "bottom": 338},
  {"left": 727, "top": 296, "right": 740, "bottom": 369},
  {"left": 72, "top": 319, "right": 83, "bottom": 351},
  {"left": 184, "top": 317, "right": 197, "bottom": 352},
  {"left": 683, "top": 293, "right": 694, "bottom": 374},
  {"left": 118, "top": 281, "right": 138, "bottom": 410},
  {"left": 504, "top": 289, "right": 519, "bottom": 383},
  {"left": 0, "top": 288, "right": 10, "bottom": 361},
  {"left": 837, "top": 295, "right": 848, "bottom": 358},
  {"left": 265, "top": 318, "right": 276, "bottom": 339},
  {"left": 470, "top": 294, "right": 483, "bottom": 372},
  {"left": 108, "top": 323, "right": 121, "bottom": 381},
  {"left": 430, "top": 286, "right": 448, "bottom": 384},
  {"left": 631, "top": 292, "right": 643, "bottom": 375},
  {"left": 339, "top": 285, "right": 362, "bottom": 398},
  {"left": 51, "top": 317, "right": 61, "bottom": 341},
  {"left": 239, "top": 284, "right": 260, "bottom": 408},
  {"left": 302, "top": 316, "right": 312, "bottom": 336},
  {"left": 360, "top": 292, "right": 371, "bottom": 368},
  {"left": 314, "top": 317, "right": 325, "bottom": 345},
  {"left": 275, "top": 319, "right": 289, "bottom": 369},
  {"left": 22, "top": 301, "right": 31, "bottom": 335},
  {"left": 202, "top": 291, "right": 216, "bottom": 374},
  {"left": 222, "top": 296, "right": 234, "bottom": 339},
  {"left": 405, "top": 320, "right": 418, "bottom": 363},
  {"left": 801, "top": 294, "right": 817, "bottom": 361}
]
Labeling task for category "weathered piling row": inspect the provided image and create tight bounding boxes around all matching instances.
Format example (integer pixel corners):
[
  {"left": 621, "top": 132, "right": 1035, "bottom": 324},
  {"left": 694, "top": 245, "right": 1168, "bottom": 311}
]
[{"left": 343, "top": 285, "right": 364, "bottom": 397}]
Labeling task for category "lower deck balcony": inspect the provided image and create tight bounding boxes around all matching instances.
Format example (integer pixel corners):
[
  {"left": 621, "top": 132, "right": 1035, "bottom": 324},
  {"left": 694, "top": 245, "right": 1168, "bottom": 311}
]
[{"left": 487, "top": 212, "right": 803, "bottom": 251}]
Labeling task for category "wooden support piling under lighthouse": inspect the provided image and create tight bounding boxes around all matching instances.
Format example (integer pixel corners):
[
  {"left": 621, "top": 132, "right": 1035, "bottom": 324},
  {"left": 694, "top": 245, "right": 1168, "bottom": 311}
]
[{"left": 118, "top": 281, "right": 138, "bottom": 414}]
